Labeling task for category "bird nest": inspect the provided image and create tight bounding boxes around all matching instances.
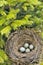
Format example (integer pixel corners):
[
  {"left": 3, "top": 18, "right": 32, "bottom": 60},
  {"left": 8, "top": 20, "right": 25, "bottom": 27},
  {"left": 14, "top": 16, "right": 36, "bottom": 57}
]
[{"left": 5, "top": 28, "right": 43, "bottom": 65}]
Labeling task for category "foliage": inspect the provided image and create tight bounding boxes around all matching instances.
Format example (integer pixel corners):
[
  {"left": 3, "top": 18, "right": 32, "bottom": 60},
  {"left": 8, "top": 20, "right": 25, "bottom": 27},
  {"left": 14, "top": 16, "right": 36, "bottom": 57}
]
[{"left": 0, "top": 0, "right": 43, "bottom": 65}]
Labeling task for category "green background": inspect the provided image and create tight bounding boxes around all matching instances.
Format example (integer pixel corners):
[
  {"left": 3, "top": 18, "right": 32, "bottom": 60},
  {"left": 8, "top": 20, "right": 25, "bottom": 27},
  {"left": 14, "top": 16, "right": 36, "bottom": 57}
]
[{"left": 0, "top": 0, "right": 43, "bottom": 65}]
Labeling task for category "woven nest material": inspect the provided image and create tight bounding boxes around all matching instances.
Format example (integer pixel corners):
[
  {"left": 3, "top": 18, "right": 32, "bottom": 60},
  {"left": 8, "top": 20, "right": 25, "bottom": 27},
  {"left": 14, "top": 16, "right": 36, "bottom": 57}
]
[{"left": 5, "top": 28, "right": 43, "bottom": 65}]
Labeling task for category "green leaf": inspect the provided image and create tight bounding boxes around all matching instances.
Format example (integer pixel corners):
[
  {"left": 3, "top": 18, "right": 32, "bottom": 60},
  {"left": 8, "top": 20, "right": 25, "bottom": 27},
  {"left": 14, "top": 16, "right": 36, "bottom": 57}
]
[
  {"left": 0, "top": 39, "right": 5, "bottom": 48},
  {"left": 0, "top": 0, "right": 8, "bottom": 7},
  {"left": 7, "top": 9, "right": 20, "bottom": 20},
  {"left": 0, "top": 19, "right": 5, "bottom": 26},
  {"left": 0, "top": 50, "right": 8, "bottom": 61},
  {"left": 1, "top": 26, "right": 11, "bottom": 37},
  {"left": 11, "top": 19, "right": 33, "bottom": 30},
  {"left": 0, "top": 56, "right": 4, "bottom": 63},
  {"left": 28, "top": 0, "right": 41, "bottom": 5},
  {"left": 17, "top": 0, "right": 26, "bottom": 2}
]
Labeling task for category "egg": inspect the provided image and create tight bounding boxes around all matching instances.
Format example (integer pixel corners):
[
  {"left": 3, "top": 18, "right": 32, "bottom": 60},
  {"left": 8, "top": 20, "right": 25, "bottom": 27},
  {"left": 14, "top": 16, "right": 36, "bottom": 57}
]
[
  {"left": 26, "top": 48, "right": 30, "bottom": 53},
  {"left": 29, "top": 44, "right": 34, "bottom": 50},
  {"left": 20, "top": 47, "right": 25, "bottom": 53},
  {"left": 24, "top": 43, "right": 29, "bottom": 48}
]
